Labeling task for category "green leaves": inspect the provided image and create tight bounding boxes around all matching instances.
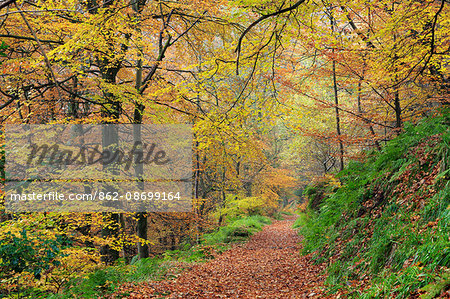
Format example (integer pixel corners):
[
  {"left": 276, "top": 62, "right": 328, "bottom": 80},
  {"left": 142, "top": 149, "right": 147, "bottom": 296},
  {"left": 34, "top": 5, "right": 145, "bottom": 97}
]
[
  {"left": 0, "top": 41, "right": 7, "bottom": 57},
  {"left": 0, "top": 229, "right": 67, "bottom": 280}
]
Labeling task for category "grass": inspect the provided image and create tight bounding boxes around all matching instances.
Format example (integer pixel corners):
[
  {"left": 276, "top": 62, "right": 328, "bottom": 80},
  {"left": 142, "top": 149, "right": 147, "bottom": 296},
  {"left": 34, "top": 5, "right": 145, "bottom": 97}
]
[
  {"left": 202, "top": 215, "right": 271, "bottom": 245},
  {"left": 292, "top": 213, "right": 308, "bottom": 229},
  {"left": 295, "top": 111, "right": 450, "bottom": 298},
  {"left": 47, "top": 215, "right": 271, "bottom": 298}
]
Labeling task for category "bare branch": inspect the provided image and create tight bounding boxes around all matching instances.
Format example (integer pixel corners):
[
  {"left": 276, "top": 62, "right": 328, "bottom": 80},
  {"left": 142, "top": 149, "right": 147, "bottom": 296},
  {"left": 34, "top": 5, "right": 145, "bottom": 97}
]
[
  {"left": 0, "top": 34, "right": 62, "bottom": 44},
  {"left": 0, "top": 97, "right": 14, "bottom": 110},
  {"left": 235, "top": 0, "right": 307, "bottom": 74},
  {"left": 0, "top": 0, "right": 15, "bottom": 10},
  {"left": 14, "top": 2, "right": 63, "bottom": 101}
]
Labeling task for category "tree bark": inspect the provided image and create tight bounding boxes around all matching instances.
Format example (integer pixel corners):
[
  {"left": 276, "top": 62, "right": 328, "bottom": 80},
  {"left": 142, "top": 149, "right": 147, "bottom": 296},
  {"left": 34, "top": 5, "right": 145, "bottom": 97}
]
[
  {"left": 329, "top": 11, "right": 344, "bottom": 171},
  {"left": 132, "top": 0, "right": 149, "bottom": 260}
]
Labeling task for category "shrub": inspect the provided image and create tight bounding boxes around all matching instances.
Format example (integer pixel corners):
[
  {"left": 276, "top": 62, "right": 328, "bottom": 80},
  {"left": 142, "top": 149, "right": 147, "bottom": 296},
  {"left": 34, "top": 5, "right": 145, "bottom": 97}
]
[
  {"left": 303, "top": 174, "right": 341, "bottom": 211},
  {"left": 0, "top": 229, "right": 68, "bottom": 297},
  {"left": 202, "top": 215, "right": 271, "bottom": 245},
  {"left": 215, "top": 194, "right": 277, "bottom": 220}
]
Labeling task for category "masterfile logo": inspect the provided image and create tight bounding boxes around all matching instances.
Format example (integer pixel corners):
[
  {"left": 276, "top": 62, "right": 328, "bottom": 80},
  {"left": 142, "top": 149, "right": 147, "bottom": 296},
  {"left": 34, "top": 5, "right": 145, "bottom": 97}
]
[
  {"left": 26, "top": 141, "right": 170, "bottom": 169},
  {"left": 4, "top": 124, "right": 193, "bottom": 213}
]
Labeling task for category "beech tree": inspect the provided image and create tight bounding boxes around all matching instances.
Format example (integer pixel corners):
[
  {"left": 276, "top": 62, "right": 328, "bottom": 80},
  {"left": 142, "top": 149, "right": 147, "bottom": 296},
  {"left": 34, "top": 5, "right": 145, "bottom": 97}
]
[{"left": 0, "top": 0, "right": 448, "bottom": 293}]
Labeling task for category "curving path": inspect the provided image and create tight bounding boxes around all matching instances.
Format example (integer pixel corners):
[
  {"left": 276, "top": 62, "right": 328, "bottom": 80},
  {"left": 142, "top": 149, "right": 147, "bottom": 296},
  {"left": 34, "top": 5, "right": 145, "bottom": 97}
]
[{"left": 114, "top": 217, "right": 329, "bottom": 298}]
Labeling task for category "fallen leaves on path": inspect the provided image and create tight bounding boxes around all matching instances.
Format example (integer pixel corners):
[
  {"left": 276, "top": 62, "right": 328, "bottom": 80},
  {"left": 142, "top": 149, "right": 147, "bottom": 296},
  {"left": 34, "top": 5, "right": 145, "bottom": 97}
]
[{"left": 111, "top": 217, "right": 330, "bottom": 298}]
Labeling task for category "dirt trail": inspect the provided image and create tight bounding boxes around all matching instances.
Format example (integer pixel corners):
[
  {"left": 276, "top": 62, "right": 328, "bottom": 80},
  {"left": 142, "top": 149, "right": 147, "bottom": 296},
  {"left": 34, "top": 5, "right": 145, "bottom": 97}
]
[{"left": 118, "top": 217, "right": 328, "bottom": 298}]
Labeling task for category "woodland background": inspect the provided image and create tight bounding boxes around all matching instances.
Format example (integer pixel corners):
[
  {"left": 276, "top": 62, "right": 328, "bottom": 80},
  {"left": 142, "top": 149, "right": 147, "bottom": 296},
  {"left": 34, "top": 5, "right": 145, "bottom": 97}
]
[{"left": 0, "top": 0, "right": 448, "bottom": 297}]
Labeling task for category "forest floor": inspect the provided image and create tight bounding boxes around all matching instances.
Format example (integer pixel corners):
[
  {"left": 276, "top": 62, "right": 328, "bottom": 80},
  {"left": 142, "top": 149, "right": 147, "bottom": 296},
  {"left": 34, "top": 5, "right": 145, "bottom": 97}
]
[{"left": 112, "top": 216, "right": 331, "bottom": 298}]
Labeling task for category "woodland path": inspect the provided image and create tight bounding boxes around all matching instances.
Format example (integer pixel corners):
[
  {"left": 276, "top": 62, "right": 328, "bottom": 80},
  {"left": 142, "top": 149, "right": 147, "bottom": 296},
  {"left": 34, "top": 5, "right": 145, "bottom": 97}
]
[{"left": 115, "top": 217, "right": 329, "bottom": 298}]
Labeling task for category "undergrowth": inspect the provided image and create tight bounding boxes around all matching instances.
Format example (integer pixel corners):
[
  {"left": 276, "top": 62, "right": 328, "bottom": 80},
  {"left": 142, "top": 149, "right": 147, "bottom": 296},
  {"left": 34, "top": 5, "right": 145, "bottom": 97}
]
[
  {"left": 48, "top": 215, "right": 270, "bottom": 298},
  {"left": 202, "top": 215, "right": 271, "bottom": 245},
  {"left": 296, "top": 111, "right": 450, "bottom": 298}
]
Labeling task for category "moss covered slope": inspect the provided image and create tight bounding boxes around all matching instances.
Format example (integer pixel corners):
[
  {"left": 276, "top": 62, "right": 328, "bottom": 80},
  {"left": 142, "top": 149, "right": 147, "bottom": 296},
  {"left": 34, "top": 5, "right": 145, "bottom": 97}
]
[{"left": 298, "top": 111, "right": 449, "bottom": 298}]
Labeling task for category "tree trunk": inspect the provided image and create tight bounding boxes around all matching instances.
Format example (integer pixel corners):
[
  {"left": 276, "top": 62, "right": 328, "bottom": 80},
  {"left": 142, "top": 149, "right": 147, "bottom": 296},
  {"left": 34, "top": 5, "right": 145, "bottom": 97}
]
[
  {"left": 133, "top": 106, "right": 148, "bottom": 259},
  {"left": 329, "top": 11, "right": 344, "bottom": 171},
  {"left": 132, "top": 0, "right": 149, "bottom": 259},
  {"left": 394, "top": 88, "right": 402, "bottom": 130},
  {"left": 100, "top": 124, "right": 121, "bottom": 264},
  {"left": 332, "top": 59, "right": 344, "bottom": 171},
  {"left": 357, "top": 65, "right": 381, "bottom": 151}
]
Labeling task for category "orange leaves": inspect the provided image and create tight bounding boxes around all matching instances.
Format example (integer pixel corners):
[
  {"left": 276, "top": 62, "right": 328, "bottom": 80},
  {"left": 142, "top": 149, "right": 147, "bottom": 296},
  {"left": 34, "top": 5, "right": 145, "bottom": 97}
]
[
  {"left": 109, "top": 218, "right": 331, "bottom": 298},
  {"left": 261, "top": 168, "right": 297, "bottom": 189},
  {"left": 391, "top": 135, "right": 443, "bottom": 208}
]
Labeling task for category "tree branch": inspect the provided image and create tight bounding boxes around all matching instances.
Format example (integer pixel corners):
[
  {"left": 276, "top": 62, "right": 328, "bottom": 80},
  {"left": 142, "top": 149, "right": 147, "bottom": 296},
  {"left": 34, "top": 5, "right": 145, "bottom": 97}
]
[
  {"left": 14, "top": 2, "right": 63, "bottom": 101},
  {"left": 0, "top": 0, "right": 15, "bottom": 10},
  {"left": 340, "top": 5, "right": 375, "bottom": 49},
  {"left": 0, "top": 97, "right": 14, "bottom": 110},
  {"left": 0, "top": 34, "right": 62, "bottom": 44},
  {"left": 235, "top": 0, "right": 307, "bottom": 74}
]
